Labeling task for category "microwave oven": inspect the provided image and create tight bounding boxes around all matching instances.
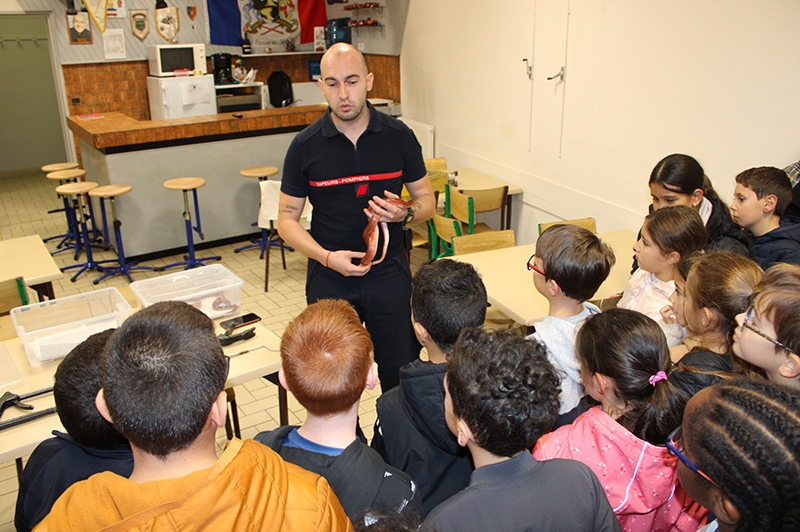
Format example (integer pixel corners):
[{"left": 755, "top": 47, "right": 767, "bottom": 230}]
[{"left": 148, "top": 44, "right": 206, "bottom": 77}]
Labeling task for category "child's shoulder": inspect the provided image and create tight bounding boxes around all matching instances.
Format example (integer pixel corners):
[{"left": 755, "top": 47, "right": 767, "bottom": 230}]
[{"left": 753, "top": 217, "right": 800, "bottom": 268}]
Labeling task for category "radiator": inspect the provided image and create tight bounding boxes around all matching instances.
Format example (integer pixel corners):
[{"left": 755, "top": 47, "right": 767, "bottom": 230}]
[{"left": 399, "top": 117, "right": 435, "bottom": 159}]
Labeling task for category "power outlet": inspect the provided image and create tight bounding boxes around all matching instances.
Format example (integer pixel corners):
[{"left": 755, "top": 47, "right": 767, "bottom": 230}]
[{"left": 71, "top": 97, "right": 81, "bottom": 105}]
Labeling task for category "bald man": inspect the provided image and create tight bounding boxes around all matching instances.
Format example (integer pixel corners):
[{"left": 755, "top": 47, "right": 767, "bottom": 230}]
[{"left": 278, "top": 43, "right": 435, "bottom": 391}]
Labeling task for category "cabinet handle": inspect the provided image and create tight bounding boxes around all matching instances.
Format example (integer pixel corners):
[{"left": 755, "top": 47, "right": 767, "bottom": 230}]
[
  {"left": 547, "top": 67, "right": 565, "bottom": 82},
  {"left": 522, "top": 58, "right": 532, "bottom": 80}
]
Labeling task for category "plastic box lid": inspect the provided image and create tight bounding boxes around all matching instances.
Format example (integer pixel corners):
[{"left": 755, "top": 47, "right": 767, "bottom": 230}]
[
  {"left": 129, "top": 264, "right": 243, "bottom": 319},
  {"left": 11, "top": 287, "right": 132, "bottom": 366}
]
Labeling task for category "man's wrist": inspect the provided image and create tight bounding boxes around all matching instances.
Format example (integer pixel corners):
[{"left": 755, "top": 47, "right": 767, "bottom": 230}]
[{"left": 403, "top": 206, "right": 415, "bottom": 225}]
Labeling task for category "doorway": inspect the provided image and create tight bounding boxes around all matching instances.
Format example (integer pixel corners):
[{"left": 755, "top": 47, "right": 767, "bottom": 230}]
[{"left": 0, "top": 14, "right": 68, "bottom": 174}]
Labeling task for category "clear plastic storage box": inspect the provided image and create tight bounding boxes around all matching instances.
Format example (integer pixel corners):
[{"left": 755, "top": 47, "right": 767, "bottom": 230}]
[
  {"left": 11, "top": 287, "right": 132, "bottom": 366},
  {"left": 129, "top": 264, "right": 243, "bottom": 319}
]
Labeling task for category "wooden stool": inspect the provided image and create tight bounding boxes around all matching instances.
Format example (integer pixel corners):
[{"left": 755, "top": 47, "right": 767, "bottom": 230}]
[
  {"left": 43, "top": 168, "right": 84, "bottom": 250},
  {"left": 55, "top": 181, "right": 112, "bottom": 282},
  {"left": 234, "top": 166, "right": 280, "bottom": 258},
  {"left": 88, "top": 185, "right": 157, "bottom": 284},
  {"left": 161, "top": 178, "right": 221, "bottom": 270},
  {"left": 41, "top": 162, "right": 78, "bottom": 173},
  {"left": 45, "top": 168, "right": 104, "bottom": 252}
]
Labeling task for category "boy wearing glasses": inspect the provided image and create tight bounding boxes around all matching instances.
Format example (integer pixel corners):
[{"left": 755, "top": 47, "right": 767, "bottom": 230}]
[
  {"left": 38, "top": 301, "right": 350, "bottom": 531},
  {"left": 527, "top": 224, "right": 615, "bottom": 421},
  {"left": 732, "top": 263, "right": 800, "bottom": 390}
]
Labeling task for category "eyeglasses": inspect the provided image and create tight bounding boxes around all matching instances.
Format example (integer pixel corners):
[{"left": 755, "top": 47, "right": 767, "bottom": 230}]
[
  {"left": 526, "top": 254, "right": 546, "bottom": 276},
  {"left": 666, "top": 425, "right": 718, "bottom": 487},
  {"left": 741, "top": 305, "right": 796, "bottom": 355}
]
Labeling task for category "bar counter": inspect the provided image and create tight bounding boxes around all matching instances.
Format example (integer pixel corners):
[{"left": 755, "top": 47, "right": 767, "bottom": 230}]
[{"left": 67, "top": 107, "right": 327, "bottom": 258}]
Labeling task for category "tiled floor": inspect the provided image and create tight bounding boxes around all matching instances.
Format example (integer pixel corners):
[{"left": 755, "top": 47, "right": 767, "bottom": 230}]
[{"left": 0, "top": 171, "right": 429, "bottom": 531}]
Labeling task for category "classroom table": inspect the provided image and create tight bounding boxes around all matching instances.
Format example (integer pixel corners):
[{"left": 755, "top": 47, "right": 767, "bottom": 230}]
[
  {"left": 454, "top": 230, "right": 637, "bottom": 331},
  {"left": 0, "top": 236, "right": 63, "bottom": 301},
  {"left": 0, "top": 320, "right": 282, "bottom": 472},
  {"left": 453, "top": 168, "right": 524, "bottom": 230}
]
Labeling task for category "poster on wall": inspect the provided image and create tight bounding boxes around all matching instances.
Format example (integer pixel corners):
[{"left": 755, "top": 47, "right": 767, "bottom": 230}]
[
  {"left": 207, "top": 0, "right": 326, "bottom": 49},
  {"left": 104, "top": 28, "right": 126, "bottom": 59},
  {"left": 67, "top": 12, "right": 93, "bottom": 44},
  {"left": 130, "top": 9, "right": 149, "bottom": 40},
  {"left": 83, "top": 0, "right": 109, "bottom": 33},
  {"left": 155, "top": 6, "right": 180, "bottom": 42},
  {"left": 107, "top": 0, "right": 126, "bottom": 19}
]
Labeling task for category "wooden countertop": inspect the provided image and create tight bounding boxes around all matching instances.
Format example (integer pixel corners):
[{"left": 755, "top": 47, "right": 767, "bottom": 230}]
[{"left": 68, "top": 106, "right": 328, "bottom": 150}]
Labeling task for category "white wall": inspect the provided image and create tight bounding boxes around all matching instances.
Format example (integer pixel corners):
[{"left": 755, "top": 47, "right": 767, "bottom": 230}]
[
  {"left": 400, "top": 0, "right": 800, "bottom": 244},
  {"left": 0, "top": 0, "right": 23, "bottom": 12}
]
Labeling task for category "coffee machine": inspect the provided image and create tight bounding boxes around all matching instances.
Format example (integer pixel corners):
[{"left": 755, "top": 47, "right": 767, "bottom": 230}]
[{"left": 211, "top": 53, "right": 233, "bottom": 84}]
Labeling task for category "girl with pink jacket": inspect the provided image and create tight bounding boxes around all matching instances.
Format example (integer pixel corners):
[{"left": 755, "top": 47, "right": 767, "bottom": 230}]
[{"left": 534, "top": 308, "right": 705, "bottom": 532}]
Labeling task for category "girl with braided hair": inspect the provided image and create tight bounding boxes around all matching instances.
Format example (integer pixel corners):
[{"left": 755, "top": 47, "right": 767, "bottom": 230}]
[
  {"left": 534, "top": 308, "right": 704, "bottom": 531},
  {"left": 672, "top": 379, "right": 800, "bottom": 531}
]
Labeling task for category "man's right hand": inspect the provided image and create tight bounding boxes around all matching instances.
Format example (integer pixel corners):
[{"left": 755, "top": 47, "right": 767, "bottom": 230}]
[{"left": 326, "top": 250, "right": 372, "bottom": 277}]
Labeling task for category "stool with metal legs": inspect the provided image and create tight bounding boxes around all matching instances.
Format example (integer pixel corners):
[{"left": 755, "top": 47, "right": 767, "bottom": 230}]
[
  {"left": 89, "top": 184, "right": 158, "bottom": 284},
  {"left": 234, "top": 166, "right": 280, "bottom": 258},
  {"left": 161, "top": 178, "right": 221, "bottom": 270},
  {"left": 56, "top": 181, "right": 114, "bottom": 282},
  {"left": 41, "top": 162, "right": 77, "bottom": 221},
  {"left": 43, "top": 167, "right": 82, "bottom": 251},
  {"left": 46, "top": 168, "right": 106, "bottom": 257}
]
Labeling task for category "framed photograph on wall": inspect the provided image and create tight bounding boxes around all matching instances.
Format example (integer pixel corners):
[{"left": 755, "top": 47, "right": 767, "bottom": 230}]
[{"left": 67, "top": 12, "right": 93, "bottom": 44}]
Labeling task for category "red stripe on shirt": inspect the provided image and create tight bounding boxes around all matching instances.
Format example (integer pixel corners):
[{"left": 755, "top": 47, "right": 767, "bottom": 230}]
[{"left": 309, "top": 171, "right": 403, "bottom": 188}]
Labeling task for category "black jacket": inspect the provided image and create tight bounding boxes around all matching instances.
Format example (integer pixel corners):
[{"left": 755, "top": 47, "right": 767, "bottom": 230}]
[
  {"left": 255, "top": 425, "right": 420, "bottom": 522},
  {"left": 15, "top": 431, "right": 133, "bottom": 532},
  {"left": 750, "top": 215, "right": 800, "bottom": 269},
  {"left": 704, "top": 195, "right": 752, "bottom": 257},
  {"left": 371, "top": 360, "right": 473, "bottom": 515},
  {"left": 668, "top": 349, "right": 734, "bottom": 400}
]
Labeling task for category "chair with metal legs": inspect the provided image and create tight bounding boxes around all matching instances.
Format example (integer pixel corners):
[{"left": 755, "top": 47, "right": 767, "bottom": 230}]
[
  {"left": 161, "top": 178, "right": 221, "bottom": 270},
  {"left": 234, "top": 166, "right": 280, "bottom": 258}
]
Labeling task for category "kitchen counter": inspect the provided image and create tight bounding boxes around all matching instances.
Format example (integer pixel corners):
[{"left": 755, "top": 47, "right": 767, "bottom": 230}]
[
  {"left": 68, "top": 107, "right": 328, "bottom": 257},
  {"left": 68, "top": 107, "right": 327, "bottom": 152}
]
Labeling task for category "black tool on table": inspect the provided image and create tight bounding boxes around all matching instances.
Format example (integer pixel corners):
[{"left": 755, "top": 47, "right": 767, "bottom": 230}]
[
  {"left": 0, "top": 387, "right": 57, "bottom": 432},
  {"left": 218, "top": 325, "right": 256, "bottom": 347}
]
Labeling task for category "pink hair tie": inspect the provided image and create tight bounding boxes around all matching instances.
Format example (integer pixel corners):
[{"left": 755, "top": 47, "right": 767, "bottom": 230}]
[{"left": 649, "top": 371, "right": 667, "bottom": 386}]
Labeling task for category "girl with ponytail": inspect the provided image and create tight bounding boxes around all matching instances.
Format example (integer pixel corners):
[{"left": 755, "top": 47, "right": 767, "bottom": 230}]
[{"left": 534, "top": 308, "right": 703, "bottom": 532}]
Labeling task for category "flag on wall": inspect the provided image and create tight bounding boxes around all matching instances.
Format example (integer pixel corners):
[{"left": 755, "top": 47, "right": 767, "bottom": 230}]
[{"left": 208, "top": 0, "right": 327, "bottom": 48}]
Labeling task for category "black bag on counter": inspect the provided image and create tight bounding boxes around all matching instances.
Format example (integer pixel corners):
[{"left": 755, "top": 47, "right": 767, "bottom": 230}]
[{"left": 267, "top": 71, "right": 293, "bottom": 108}]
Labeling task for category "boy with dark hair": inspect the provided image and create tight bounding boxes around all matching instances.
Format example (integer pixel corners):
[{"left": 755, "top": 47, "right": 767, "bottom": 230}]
[
  {"left": 527, "top": 224, "right": 615, "bottom": 418},
  {"left": 15, "top": 329, "right": 133, "bottom": 532},
  {"left": 371, "top": 259, "right": 485, "bottom": 515},
  {"left": 256, "top": 299, "right": 420, "bottom": 522},
  {"left": 420, "top": 328, "right": 620, "bottom": 532},
  {"left": 37, "top": 301, "right": 350, "bottom": 531},
  {"left": 731, "top": 166, "right": 800, "bottom": 269}
]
